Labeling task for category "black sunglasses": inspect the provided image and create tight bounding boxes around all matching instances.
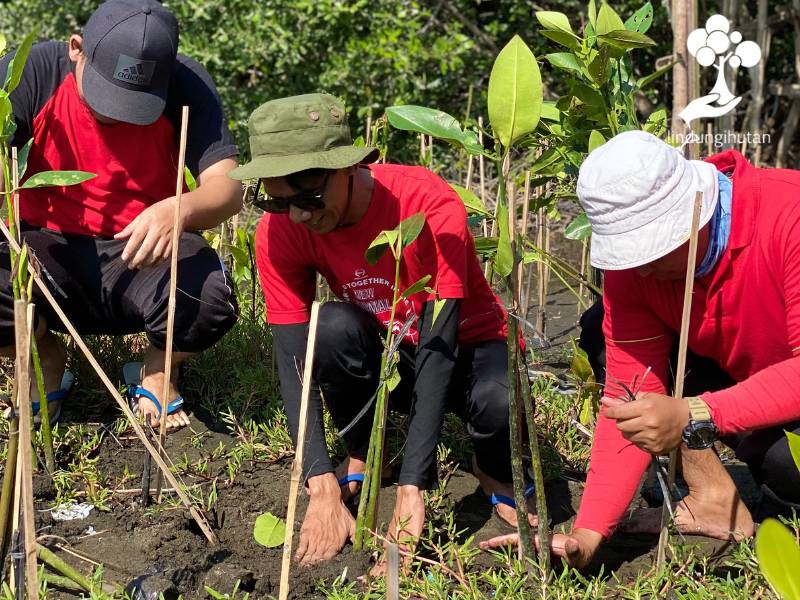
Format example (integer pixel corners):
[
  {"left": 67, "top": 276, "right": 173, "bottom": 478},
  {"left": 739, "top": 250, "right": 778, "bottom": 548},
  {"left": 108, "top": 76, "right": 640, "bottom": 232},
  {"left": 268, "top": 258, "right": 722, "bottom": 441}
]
[{"left": 251, "top": 171, "right": 330, "bottom": 214}]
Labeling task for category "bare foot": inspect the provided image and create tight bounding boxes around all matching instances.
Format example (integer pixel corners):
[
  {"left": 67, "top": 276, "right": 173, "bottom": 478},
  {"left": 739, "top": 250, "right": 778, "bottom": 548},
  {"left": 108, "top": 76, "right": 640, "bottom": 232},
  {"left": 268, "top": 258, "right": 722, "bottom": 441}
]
[
  {"left": 138, "top": 366, "right": 191, "bottom": 430},
  {"left": 621, "top": 493, "right": 754, "bottom": 540},
  {"left": 473, "top": 458, "right": 539, "bottom": 528}
]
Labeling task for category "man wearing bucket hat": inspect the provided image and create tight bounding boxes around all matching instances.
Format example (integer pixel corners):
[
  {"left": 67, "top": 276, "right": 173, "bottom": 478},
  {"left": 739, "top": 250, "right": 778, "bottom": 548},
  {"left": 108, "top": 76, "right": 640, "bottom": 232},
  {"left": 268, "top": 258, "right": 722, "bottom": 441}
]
[
  {"left": 0, "top": 0, "right": 241, "bottom": 430},
  {"left": 482, "top": 129, "right": 800, "bottom": 566},
  {"left": 232, "top": 93, "right": 540, "bottom": 565}
]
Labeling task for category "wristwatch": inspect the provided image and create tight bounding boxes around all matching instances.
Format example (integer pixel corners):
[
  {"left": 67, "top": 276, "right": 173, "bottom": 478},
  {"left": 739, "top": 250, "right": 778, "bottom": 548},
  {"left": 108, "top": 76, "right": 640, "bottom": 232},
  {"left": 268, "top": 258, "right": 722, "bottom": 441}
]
[{"left": 681, "top": 396, "right": 718, "bottom": 450}]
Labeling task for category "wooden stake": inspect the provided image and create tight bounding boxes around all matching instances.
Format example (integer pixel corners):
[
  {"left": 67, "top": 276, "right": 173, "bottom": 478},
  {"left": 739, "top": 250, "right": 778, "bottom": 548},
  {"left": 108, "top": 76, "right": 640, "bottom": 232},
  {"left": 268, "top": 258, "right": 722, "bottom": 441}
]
[
  {"left": 279, "top": 302, "right": 321, "bottom": 600},
  {"left": 478, "top": 118, "right": 488, "bottom": 240},
  {"left": 387, "top": 543, "right": 400, "bottom": 600},
  {"left": 536, "top": 207, "right": 546, "bottom": 336},
  {"left": 656, "top": 191, "right": 703, "bottom": 569},
  {"left": 0, "top": 218, "right": 218, "bottom": 544},
  {"left": 15, "top": 300, "right": 38, "bottom": 599},
  {"left": 365, "top": 115, "right": 372, "bottom": 146},
  {"left": 155, "top": 105, "right": 189, "bottom": 499}
]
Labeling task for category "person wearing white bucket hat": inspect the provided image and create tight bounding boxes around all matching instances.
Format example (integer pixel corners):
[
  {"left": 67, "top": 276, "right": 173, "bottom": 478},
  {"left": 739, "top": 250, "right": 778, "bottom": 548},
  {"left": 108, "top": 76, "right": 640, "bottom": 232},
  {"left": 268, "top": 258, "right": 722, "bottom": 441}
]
[{"left": 481, "top": 130, "right": 800, "bottom": 567}]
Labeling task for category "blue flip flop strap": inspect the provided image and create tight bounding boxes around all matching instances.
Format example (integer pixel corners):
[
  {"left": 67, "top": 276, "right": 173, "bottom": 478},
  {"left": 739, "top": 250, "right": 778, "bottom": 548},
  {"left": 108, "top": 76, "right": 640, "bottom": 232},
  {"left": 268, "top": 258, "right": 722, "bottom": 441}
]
[
  {"left": 129, "top": 384, "right": 184, "bottom": 416},
  {"left": 32, "top": 387, "right": 71, "bottom": 415},
  {"left": 338, "top": 473, "right": 365, "bottom": 486},
  {"left": 490, "top": 483, "right": 535, "bottom": 509}
]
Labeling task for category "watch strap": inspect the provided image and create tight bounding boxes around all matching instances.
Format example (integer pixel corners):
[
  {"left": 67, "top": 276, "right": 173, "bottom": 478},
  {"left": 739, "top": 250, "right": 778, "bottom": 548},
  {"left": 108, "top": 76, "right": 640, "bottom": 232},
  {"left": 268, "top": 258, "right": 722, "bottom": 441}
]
[{"left": 687, "top": 396, "right": 712, "bottom": 422}]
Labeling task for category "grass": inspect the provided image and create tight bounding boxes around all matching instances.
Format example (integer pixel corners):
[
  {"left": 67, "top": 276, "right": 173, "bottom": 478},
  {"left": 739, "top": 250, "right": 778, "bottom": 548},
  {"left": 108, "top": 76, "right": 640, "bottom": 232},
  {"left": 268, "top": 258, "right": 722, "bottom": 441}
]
[{"left": 0, "top": 275, "right": 785, "bottom": 599}]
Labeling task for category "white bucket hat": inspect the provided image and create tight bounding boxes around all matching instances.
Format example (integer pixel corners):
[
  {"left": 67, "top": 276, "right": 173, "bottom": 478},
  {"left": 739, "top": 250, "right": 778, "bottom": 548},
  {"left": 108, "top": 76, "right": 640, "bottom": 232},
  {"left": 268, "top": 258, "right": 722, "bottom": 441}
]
[{"left": 576, "top": 130, "right": 719, "bottom": 271}]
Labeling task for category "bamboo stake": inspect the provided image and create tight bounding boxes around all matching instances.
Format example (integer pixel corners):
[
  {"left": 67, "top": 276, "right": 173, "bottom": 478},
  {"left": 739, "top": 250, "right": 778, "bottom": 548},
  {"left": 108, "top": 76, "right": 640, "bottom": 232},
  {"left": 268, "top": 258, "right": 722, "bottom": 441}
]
[
  {"left": 577, "top": 239, "right": 588, "bottom": 321},
  {"left": 37, "top": 544, "right": 116, "bottom": 595},
  {"left": 656, "top": 191, "right": 703, "bottom": 570},
  {"left": 536, "top": 207, "right": 546, "bottom": 336},
  {"left": 387, "top": 543, "right": 399, "bottom": 600},
  {"left": 365, "top": 115, "right": 372, "bottom": 146},
  {"left": 0, "top": 413, "right": 18, "bottom": 559},
  {"left": 155, "top": 105, "right": 190, "bottom": 499},
  {"left": 11, "top": 147, "right": 20, "bottom": 243},
  {"left": 0, "top": 219, "right": 218, "bottom": 544},
  {"left": 15, "top": 300, "right": 38, "bottom": 599},
  {"left": 463, "top": 155, "right": 474, "bottom": 191},
  {"left": 10, "top": 457, "right": 21, "bottom": 591},
  {"left": 279, "top": 301, "right": 321, "bottom": 600},
  {"left": 706, "top": 122, "right": 713, "bottom": 156}
]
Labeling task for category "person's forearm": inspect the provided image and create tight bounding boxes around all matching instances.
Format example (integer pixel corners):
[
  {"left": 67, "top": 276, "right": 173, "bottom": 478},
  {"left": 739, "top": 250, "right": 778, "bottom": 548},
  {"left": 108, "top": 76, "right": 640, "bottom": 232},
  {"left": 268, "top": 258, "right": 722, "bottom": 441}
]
[
  {"left": 181, "top": 173, "right": 243, "bottom": 231},
  {"left": 703, "top": 354, "right": 800, "bottom": 435},
  {"left": 398, "top": 299, "right": 460, "bottom": 488}
]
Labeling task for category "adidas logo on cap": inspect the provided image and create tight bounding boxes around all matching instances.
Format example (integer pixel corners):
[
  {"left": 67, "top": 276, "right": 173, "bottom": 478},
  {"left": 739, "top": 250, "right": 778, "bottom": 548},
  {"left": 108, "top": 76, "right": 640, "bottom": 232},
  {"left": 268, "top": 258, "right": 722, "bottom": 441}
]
[{"left": 113, "top": 54, "right": 156, "bottom": 86}]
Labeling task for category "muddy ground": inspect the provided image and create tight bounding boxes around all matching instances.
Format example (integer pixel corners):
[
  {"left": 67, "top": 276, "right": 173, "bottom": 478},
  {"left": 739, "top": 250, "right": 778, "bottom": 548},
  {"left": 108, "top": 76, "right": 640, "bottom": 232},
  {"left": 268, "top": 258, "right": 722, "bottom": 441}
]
[{"left": 30, "top": 230, "right": 762, "bottom": 599}]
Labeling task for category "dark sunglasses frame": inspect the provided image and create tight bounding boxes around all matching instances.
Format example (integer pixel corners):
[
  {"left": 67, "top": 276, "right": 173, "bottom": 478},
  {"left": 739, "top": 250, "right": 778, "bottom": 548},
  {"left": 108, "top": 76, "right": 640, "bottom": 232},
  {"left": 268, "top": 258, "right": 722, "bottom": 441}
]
[{"left": 250, "top": 171, "right": 330, "bottom": 214}]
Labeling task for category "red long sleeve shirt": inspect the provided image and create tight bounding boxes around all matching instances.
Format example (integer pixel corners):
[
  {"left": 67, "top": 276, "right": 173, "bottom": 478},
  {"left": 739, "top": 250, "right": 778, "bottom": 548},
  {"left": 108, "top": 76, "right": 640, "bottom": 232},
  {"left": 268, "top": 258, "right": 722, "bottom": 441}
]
[{"left": 574, "top": 150, "right": 800, "bottom": 537}]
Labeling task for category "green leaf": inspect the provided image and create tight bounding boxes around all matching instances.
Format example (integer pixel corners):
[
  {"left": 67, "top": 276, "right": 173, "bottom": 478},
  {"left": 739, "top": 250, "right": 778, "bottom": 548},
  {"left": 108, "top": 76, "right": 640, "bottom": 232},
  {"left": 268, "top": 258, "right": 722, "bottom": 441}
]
[
  {"left": 597, "top": 30, "right": 656, "bottom": 50},
  {"left": 488, "top": 35, "right": 543, "bottom": 149},
  {"left": 494, "top": 203, "right": 513, "bottom": 278},
  {"left": 0, "top": 35, "right": 6, "bottom": 57},
  {"left": 546, "top": 53, "right": 583, "bottom": 75},
  {"left": 588, "top": 0, "right": 597, "bottom": 27},
  {"left": 401, "top": 275, "right": 432, "bottom": 299},
  {"left": 184, "top": 167, "right": 197, "bottom": 192},
  {"left": 643, "top": 108, "right": 668, "bottom": 138},
  {"left": 588, "top": 130, "right": 606, "bottom": 153},
  {"left": 788, "top": 431, "right": 800, "bottom": 474},
  {"left": 535, "top": 11, "right": 574, "bottom": 36},
  {"left": 4, "top": 29, "right": 38, "bottom": 94},
  {"left": 19, "top": 170, "right": 96, "bottom": 189},
  {"left": 399, "top": 212, "right": 426, "bottom": 249},
  {"left": 386, "top": 366, "right": 402, "bottom": 392},
  {"left": 570, "top": 340, "right": 595, "bottom": 382},
  {"left": 385, "top": 105, "right": 483, "bottom": 155},
  {"left": 637, "top": 59, "right": 678, "bottom": 90},
  {"left": 625, "top": 2, "right": 654, "bottom": 34},
  {"left": 204, "top": 586, "right": 228, "bottom": 600},
  {"left": 16, "top": 138, "right": 32, "bottom": 181},
  {"left": 565, "top": 212, "right": 592, "bottom": 240},
  {"left": 474, "top": 236, "right": 498, "bottom": 260},
  {"left": 0, "top": 93, "right": 13, "bottom": 143},
  {"left": 530, "top": 148, "right": 564, "bottom": 176},
  {"left": 596, "top": 3, "right": 625, "bottom": 36},
  {"left": 253, "top": 512, "right": 286, "bottom": 548},
  {"left": 540, "top": 29, "right": 580, "bottom": 51},
  {"left": 755, "top": 518, "right": 800, "bottom": 600},
  {"left": 431, "top": 297, "right": 447, "bottom": 329},
  {"left": 365, "top": 230, "right": 399, "bottom": 265},
  {"left": 450, "top": 183, "right": 490, "bottom": 216},
  {"left": 540, "top": 101, "right": 561, "bottom": 122}
]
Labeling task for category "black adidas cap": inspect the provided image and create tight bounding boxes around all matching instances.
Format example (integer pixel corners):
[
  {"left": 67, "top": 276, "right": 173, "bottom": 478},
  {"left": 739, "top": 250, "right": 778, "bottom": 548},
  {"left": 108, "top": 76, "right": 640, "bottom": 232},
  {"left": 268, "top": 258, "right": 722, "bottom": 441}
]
[{"left": 81, "top": 0, "right": 178, "bottom": 125}]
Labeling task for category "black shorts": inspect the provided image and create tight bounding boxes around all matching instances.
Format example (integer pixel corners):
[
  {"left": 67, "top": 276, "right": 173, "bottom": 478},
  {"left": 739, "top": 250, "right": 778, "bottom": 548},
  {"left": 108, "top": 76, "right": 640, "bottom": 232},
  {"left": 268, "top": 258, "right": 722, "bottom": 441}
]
[{"left": 0, "top": 225, "right": 238, "bottom": 353}]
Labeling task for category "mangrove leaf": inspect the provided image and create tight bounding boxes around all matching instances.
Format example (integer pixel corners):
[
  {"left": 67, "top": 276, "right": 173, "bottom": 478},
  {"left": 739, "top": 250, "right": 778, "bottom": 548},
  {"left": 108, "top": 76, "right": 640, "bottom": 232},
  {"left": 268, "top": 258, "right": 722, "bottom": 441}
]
[
  {"left": 399, "top": 212, "right": 426, "bottom": 249},
  {"left": 385, "top": 105, "right": 483, "bottom": 155},
  {"left": 450, "top": 183, "right": 490, "bottom": 216},
  {"left": 19, "top": 170, "right": 96, "bottom": 189},
  {"left": 535, "top": 11, "right": 574, "bottom": 36},
  {"left": 401, "top": 275, "right": 432, "bottom": 299},
  {"left": 4, "top": 29, "right": 38, "bottom": 94},
  {"left": 488, "top": 35, "right": 543, "bottom": 149},
  {"left": 755, "top": 518, "right": 800, "bottom": 600},
  {"left": 565, "top": 212, "right": 592, "bottom": 240},
  {"left": 253, "top": 512, "right": 286, "bottom": 548},
  {"left": 625, "top": 2, "right": 654, "bottom": 34},
  {"left": 788, "top": 431, "right": 800, "bottom": 474}
]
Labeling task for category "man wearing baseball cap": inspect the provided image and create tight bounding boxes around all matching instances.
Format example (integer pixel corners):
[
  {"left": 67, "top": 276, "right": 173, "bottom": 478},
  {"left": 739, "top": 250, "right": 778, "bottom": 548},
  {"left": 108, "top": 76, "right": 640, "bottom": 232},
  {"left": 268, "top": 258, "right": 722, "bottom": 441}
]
[
  {"left": 0, "top": 0, "right": 241, "bottom": 430},
  {"left": 482, "top": 130, "right": 800, "bottom": 567},
  {"left": 231, "top": 93, "right": 541, "bottom": 566}
]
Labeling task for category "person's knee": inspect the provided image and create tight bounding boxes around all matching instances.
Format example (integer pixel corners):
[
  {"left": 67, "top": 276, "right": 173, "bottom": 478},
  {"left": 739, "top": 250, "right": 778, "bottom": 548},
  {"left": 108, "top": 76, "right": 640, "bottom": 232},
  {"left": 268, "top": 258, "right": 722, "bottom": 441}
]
[
  {"left": 148, "top": 253, "right": 238, "bottom": 352},
  {"left": 756, "top": 438, "right": 800, "bottom": 505},
  {"left": 315, "top": 302, "right": 374, "bottom": 351},
  {"left": 469, "top": 379, "right": 510, "bottom": 437}
]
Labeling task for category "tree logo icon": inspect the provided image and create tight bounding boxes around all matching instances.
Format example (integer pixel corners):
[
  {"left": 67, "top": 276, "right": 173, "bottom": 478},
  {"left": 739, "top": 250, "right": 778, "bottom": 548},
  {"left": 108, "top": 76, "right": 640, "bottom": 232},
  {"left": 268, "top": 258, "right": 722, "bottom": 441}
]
[{"left": 679, "top": 14, "right": 762, "bottom": 126}]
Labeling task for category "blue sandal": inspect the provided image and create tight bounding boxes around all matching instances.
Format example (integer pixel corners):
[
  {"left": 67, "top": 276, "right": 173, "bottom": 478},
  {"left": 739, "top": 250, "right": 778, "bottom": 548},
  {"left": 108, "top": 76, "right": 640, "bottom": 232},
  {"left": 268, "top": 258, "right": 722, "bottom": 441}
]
[
  {"left": 123, "top": 362, "right": 184, "bottom": 419},
  {"left": 491, "top": 483, "right": 546, "bottom": 533},
  {"left": 33, "top": 370, "right": 74, "bottom": 426}
]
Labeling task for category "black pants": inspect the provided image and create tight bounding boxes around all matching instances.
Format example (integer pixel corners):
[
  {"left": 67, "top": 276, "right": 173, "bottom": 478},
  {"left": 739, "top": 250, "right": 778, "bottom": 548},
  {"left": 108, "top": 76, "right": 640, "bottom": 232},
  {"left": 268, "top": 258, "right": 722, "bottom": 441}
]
[
  {"left": 313, "top": 302, "right": 513, "bottom": 484},
  {"left": 579, "top": 299, "right": 800, "bottom": 511},
  {"left": 0, "top": 225, "right": 238, "bottom": 353}
]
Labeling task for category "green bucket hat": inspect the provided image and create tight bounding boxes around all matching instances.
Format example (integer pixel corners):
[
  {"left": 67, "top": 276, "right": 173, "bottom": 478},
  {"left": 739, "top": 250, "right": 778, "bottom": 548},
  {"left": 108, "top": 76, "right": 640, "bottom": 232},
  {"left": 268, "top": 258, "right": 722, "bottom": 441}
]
[{"left": 229, "top": 93, "right": 379, "bottom": 181}]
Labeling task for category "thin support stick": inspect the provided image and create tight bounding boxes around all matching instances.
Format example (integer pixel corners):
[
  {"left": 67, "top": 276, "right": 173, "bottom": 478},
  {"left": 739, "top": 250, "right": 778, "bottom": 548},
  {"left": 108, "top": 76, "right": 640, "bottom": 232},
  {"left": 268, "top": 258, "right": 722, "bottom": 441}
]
[
  {"left": 155, "top": 105, "right": 189, "bottom": 500},
  {"left": 387, "top": 543, "right": 399, "bottom": 600},
  {"left": 15, "top": 300, "right": 38, "bottom": 599},
  {"left": 536, "top": 207, "right": 546, "bottom": 335},
  {"left": 478, "top": 118, "right": 487, "bottom": 240},
  {"left": 656, "top": 191, "right": 703, "bottom": 569},
  {"left": 279, "top": 302, "right": 321, "bottom": 600},
  {"left": 0, "top": 219, "right": 218, "bottom": 544},
  {"left": 12, "top": 147, "right": 20, "bottom": 243}
]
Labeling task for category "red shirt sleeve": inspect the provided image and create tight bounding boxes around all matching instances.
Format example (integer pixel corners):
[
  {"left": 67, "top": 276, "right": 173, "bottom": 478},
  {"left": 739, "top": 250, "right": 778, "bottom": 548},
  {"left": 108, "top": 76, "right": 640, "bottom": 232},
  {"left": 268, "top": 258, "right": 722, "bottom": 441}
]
[
  {"left": 573, "top": 270, "right": 675, "bottom": 537},
  {"left": 704, "top": 202, "right": 800, "bottom": 433},
  {"left": 255, "top": 214, "right": 316, "bottom": 325},
  {"left": 412, "top": 175, "right": 468, "bottom": 301}
]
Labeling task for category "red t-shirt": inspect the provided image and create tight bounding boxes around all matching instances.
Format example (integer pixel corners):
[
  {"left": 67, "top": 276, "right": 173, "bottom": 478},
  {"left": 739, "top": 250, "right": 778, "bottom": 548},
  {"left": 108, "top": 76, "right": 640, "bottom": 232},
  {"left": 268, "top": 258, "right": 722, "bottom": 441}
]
[
  {"left": 574, "top": 150, "right": 800, "bottom": 537},
  {"left": 256, "top": 163, "right": 508, "bottom": 345},
  {"left": 3, "top": 41, "right": 238, "bottom": 237}
]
